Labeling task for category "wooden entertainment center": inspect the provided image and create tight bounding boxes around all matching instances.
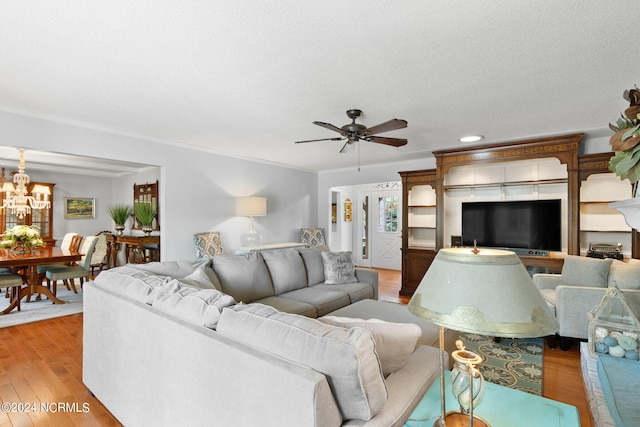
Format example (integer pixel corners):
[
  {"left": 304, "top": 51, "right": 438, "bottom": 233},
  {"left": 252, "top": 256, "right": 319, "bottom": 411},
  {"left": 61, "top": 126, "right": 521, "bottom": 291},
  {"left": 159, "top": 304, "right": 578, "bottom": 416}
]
[{"left": 399, "top": 134, "right": 636, "bottom": 296}]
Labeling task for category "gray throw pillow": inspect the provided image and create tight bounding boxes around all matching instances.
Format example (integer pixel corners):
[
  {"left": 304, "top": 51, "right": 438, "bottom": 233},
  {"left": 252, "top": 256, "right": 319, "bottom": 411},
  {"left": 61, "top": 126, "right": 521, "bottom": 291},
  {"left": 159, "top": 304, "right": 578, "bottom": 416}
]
[
  {"left": 561, "top": 255, "right": 612, "bottom": 288},
  {"left": 321, "top": 251, "right": 359, "bottom": 285}
]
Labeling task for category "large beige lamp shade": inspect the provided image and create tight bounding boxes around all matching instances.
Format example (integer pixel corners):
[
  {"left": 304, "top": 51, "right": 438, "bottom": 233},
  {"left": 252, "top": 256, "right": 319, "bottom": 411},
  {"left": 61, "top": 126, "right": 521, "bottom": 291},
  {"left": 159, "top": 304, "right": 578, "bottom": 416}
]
[
  {"left": 408, "top": 247, "right": 558, "bottom": 338},
  {"left": 235, "top": 197, "right": 267, "bottom": 217},
  {"left": 236, "top": 197, "right": 267, "bottom": 246}
]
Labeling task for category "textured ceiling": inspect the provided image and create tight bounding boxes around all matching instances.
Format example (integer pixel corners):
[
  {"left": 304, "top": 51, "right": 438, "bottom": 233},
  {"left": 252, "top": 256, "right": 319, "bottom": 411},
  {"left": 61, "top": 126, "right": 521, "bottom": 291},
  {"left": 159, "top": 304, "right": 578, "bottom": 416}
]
[{"left": 0, "top": 1, "right": 637, "bottom": 172}]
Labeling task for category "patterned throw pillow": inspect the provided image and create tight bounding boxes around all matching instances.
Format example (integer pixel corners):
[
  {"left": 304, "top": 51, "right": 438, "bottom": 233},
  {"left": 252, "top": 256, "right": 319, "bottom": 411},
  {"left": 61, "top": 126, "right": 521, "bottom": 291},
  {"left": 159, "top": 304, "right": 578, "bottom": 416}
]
[
  {"left": 300, "top": 227, "right": 326, "bottom": 247},
  {"left": 321, "top": 251, "right": 359, "bottom": 285}
]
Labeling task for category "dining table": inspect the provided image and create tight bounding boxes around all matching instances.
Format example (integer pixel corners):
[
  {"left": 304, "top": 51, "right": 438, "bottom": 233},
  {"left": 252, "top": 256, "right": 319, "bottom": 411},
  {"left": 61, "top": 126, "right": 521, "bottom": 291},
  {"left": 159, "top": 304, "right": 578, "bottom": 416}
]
[{"left": 0, "top": 246, "right": 82, "bottom": 314}]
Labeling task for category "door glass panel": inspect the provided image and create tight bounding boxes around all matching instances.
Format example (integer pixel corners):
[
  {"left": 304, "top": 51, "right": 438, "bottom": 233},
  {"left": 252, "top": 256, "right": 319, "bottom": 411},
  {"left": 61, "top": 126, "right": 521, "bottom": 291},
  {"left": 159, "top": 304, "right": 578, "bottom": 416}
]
[
  {"left": 362, "top": 196, "right": 368, "bottom": 259},
  {"left": 378, "top": 196, "right": 398, "bottom": 232}
]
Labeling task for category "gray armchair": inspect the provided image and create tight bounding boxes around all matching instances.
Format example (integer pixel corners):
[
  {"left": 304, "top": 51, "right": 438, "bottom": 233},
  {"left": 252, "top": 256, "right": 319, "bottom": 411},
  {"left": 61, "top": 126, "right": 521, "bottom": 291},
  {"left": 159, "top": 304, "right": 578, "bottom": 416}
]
[{"left": 533, "top": 255, "right": 640, "bottom": 349}]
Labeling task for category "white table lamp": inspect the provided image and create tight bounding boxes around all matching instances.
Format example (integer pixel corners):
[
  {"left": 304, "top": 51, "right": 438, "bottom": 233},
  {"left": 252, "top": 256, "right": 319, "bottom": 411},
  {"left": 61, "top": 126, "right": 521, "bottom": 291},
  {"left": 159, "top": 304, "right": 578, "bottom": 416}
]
[{"left": 236, "top": 196, "right": 267, "bottom": 246}]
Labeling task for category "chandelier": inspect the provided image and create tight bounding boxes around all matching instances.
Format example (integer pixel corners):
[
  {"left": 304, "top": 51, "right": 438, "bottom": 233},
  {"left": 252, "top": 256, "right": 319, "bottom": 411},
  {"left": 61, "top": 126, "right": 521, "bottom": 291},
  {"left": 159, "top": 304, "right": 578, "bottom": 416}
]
[{"left": 0, "top": 149, "right": 51, "bottom": 219}]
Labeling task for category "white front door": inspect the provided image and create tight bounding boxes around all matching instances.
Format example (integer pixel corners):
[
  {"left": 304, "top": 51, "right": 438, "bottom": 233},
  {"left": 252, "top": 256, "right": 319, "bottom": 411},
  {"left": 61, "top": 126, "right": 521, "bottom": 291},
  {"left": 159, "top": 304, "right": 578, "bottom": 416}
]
[{"left": 368, "top": 191, "right": 402, "bottom": 270}]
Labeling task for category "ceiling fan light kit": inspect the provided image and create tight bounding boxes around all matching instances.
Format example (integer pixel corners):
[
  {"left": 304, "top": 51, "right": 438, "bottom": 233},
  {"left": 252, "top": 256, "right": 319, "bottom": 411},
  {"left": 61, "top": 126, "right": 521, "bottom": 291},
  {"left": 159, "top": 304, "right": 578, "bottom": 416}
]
[{"left": 294, "top": 109, "right": 408, "bottom": 153}]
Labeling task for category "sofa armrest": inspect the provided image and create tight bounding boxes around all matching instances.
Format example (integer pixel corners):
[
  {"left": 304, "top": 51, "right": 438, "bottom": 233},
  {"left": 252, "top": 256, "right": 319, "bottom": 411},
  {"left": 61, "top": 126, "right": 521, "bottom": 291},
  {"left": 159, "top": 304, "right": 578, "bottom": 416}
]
[
  {"left": 532, "top": 273, "right": 562, "bottom": 291},
  {"left": 343, "top": 345, "right": 442, "bottom": 427},
  {"left": 355, "top": 267, "right": 379, "bottom": 299}
]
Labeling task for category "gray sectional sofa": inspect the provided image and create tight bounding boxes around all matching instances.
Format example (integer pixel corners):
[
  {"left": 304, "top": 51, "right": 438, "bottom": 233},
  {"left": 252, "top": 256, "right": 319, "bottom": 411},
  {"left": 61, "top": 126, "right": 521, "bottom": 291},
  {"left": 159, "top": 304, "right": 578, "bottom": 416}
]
[
  {"left": 209, "top": 248, "right": 378, "bottom": 316},
  {"left": 83, "top": 248, "right": 442, "bottom": 426}
]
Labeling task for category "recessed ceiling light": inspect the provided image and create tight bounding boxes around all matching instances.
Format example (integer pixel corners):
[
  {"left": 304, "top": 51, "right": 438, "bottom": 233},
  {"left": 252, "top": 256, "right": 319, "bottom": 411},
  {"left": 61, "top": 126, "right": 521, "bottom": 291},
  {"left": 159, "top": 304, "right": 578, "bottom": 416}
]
[{"left": 459, "top": 135, "right": 484, "bottom": 143}]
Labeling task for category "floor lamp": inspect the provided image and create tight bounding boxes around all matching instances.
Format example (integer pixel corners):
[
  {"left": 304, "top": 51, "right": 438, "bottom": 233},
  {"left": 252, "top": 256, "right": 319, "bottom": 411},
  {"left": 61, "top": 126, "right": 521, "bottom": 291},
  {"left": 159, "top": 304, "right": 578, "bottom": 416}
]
[{"left": 408, "top": 246, "right": 558, "bottom": 427}]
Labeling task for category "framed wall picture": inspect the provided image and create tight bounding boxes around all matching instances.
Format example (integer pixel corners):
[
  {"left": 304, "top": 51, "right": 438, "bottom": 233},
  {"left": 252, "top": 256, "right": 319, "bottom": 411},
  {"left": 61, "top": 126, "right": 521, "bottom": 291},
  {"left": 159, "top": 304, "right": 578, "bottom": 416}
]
[{"left": 64, "top": 197, "right": 96, "bottom": 219}]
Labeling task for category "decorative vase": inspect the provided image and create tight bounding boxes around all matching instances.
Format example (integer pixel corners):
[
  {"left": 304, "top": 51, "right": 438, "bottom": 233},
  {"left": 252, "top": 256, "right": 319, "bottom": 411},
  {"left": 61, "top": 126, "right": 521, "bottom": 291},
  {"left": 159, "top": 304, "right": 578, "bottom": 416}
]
[
  {"left": 141, "top": 226, "right": 153, "bottom": 236},
  {"left": 450, "top": 348, "right": 485, "bottom": 414},
  {"left": 114, "top": 224, "right": 125, "bottom": 236},
  {"left": 11, "top": 243, "right": 32, "bottom": 254}
]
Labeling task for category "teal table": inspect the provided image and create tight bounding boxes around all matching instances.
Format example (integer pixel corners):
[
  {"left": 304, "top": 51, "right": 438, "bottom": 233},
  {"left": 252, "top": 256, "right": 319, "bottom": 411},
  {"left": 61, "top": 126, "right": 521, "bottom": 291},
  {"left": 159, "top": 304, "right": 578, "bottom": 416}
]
[{"left": 405, "top": 371, "right": 580, "bottom": 427}]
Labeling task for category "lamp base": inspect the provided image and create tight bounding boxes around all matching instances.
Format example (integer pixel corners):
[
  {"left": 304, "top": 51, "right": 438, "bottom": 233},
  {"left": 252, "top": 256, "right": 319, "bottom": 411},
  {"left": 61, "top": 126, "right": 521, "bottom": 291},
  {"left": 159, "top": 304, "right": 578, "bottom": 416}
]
[
  {"left": 240, "top": 217, "right": 262, "bottom": 247},
  {"left": 436, "top": 411, "right": 490, "bottom": 427}
]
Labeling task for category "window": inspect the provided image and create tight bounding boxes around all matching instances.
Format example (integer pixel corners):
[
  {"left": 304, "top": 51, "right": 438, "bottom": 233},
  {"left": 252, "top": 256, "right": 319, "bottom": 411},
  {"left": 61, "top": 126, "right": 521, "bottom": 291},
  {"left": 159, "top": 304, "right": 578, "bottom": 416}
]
[
  {"left": 378, "top": 196, "right": 398, "bottom": 232},
  {"left": 361, "top": 196, "right": 368, "bottom": 258}
]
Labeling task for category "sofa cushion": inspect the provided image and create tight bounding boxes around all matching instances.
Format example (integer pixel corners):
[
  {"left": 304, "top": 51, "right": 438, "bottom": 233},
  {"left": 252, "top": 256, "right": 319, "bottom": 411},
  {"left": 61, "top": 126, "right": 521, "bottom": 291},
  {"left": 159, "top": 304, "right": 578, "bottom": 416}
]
[
  {"left": 609, "top": 260, "right": 640, "bottom": 290},
  {"left": 299, "top": 248, "right": 327, "bottom": 285},
  {"left": 151, "top": 280, "right": 236, "bottom": 328},
  {"left": 216, "top": 303, "right": 387, "bottom": 421},
  {"left": 279, "top": 286, "right": 351, "bottom": 316},
  {"left": 319, "top": 316, "right": 422, "bottom": 376},
  {"left": 561, "top": 255, "right": 612, "bottom": 288},
  {"left": 93, "top": 266, "right": 171, "bottom": 304},
  {"left": 260, "top": 249, "right": 308, "bottom": 294},
  {"left": 312, "top": 282, "right": 374, "bottom": 303},
  {"left": 211, "top": 252, "right": 274, "bottom": 302},
  {"left": 128, "top": 259, "right": 222, "bottom": 290},
  {"left": 254, "top": 295, "right": 318, "bottom": 317},
  {"left": 321, "top": 251, "right": 359, "bottom": 285}
]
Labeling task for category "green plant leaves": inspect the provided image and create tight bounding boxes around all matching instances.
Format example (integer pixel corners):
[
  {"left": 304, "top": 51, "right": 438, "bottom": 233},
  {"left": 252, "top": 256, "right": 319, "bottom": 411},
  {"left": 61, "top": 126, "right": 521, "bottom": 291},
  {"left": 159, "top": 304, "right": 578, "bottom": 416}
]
[{"left": 610, "top": 143, "right": 640, "bottom": 183}]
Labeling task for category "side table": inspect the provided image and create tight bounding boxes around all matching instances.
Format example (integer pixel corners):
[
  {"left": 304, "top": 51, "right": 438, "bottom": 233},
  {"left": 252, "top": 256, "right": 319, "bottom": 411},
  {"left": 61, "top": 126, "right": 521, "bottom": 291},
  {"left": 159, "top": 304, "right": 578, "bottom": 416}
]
[
  {"left": 115, "top": 235, "right": 160, "bottom": 264},
  {"left": 405, "top": 371, "right": 580, "bottom": 427}
]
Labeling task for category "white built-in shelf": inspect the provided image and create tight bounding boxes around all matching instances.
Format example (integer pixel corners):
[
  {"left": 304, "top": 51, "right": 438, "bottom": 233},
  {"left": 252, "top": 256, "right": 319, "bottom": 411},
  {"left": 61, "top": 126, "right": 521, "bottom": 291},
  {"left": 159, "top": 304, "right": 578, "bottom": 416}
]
[{"left": 407, "top": 185, "right": 437, "bottom": 247}]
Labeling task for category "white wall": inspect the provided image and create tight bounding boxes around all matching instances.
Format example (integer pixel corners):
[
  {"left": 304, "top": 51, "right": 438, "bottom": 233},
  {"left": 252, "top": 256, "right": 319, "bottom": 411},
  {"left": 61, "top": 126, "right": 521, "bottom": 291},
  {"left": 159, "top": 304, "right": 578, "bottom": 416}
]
[
  {"left": 318, "top": 157, "right": 436, "bottom": 237},
  {"left": 0, "top": 111, "right": 318, "bottom": 260}
]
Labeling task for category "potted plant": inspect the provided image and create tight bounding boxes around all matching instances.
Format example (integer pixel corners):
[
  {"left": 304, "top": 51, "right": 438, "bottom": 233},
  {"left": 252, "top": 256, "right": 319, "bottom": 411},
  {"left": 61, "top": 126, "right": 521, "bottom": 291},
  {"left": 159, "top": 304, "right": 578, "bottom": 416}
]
[
  {"left": 608, "top": 86, "right": 640, "bottom": 229},
  {"left": 108, "top": 204, "right": 132, "bottom": 236},
  {"left": 134, "top": 203, "right": 157, "bottom": 236},
  {"left": 609, "top": 86, "right": 640, "bottom": 196},
  {"left": 0, "top": 225, "right": 46, "bottom": 253}
]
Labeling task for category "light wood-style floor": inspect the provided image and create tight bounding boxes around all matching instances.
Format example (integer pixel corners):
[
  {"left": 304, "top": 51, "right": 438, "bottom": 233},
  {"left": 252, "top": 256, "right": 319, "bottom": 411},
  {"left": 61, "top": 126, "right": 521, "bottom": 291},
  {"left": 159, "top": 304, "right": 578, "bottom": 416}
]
[{"left": 0, "top": 269, "right": 593, "bottom": 427}]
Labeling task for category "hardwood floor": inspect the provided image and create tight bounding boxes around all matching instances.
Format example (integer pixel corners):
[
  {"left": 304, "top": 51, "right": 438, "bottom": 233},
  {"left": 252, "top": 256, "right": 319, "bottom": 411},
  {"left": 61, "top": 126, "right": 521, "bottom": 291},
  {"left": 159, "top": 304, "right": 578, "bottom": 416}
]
[
  {"left": 0, "top": 313, "right": 121, "bottom": 427},
  {"left": 0, "top": 269, "right": 592, "bottom": 427}
]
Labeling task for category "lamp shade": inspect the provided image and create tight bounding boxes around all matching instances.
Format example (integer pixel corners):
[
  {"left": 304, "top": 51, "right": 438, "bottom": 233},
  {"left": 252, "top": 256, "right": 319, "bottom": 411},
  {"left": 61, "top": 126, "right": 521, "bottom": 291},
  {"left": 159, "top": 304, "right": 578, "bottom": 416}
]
[
  {"left": 236, "top": 197, "right": 267, "bottom": 217},
  {"left": 408, "top": 247, "right": 558, "bottom": 338}
]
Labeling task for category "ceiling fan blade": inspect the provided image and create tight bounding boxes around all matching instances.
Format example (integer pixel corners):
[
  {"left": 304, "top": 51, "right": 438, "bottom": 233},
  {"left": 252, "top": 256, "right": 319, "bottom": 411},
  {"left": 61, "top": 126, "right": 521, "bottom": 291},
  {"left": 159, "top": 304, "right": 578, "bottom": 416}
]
[
  {"left": 340, "top": 141, "right": 356, "bottom": 153},
  {"left": 369, "top": 136, "right": 408, "bottom": 147},
  {"left": 313, "top": 121, "right": 346, "bottom": 135},
  {"left": 294, "top": 137, "right": 344, "bottom": 144},
  {"left": 366, "top": 119, "right": 408, "bottom": 135}
]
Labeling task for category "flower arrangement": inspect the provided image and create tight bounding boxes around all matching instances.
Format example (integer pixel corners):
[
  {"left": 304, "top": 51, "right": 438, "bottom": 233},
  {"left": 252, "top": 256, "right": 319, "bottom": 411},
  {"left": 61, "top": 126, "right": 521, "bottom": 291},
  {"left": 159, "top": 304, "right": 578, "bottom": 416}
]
[
  {"left": 0, "top": 225, "right": 46, "bottom": 252},
  {"left": 609, "top": 86, "right": 640, "bottom": 195}
]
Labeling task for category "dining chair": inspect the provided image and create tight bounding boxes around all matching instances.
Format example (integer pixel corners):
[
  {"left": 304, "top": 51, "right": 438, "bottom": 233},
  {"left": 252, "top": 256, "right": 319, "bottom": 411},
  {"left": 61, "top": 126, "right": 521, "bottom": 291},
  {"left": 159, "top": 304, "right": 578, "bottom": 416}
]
[
  {"left": 89, "top": 232, "right": 110, "bottom": 276},
  {"left": 37, "top": 233, "right": 84, "bottom": 293},
  {"left": 193, "top": 231, "right": 224, "bottom": 258},
  {"left": 59, "top": 232, "right": 79, "bottom": 251},
  {"left": 0, "top": 270, "right": 24, "bottom": 313},
  {"left": 45, "top": 235, "right": 99, "bottom": 295}
]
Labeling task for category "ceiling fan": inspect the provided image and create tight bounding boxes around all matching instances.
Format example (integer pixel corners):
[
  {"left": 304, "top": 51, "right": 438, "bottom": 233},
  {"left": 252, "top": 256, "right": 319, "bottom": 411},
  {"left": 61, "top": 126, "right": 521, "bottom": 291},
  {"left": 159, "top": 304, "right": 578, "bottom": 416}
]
[{"left": 294, "top": 109, "right": 408, "bottom": 153}]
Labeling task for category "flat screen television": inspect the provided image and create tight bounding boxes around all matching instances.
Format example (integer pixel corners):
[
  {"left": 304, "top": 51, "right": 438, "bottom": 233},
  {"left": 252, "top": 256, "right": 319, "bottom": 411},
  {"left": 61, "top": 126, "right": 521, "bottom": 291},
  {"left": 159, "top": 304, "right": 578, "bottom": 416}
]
[{"left": 461, "top": 199, "right": 561, "bottom": 252}]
